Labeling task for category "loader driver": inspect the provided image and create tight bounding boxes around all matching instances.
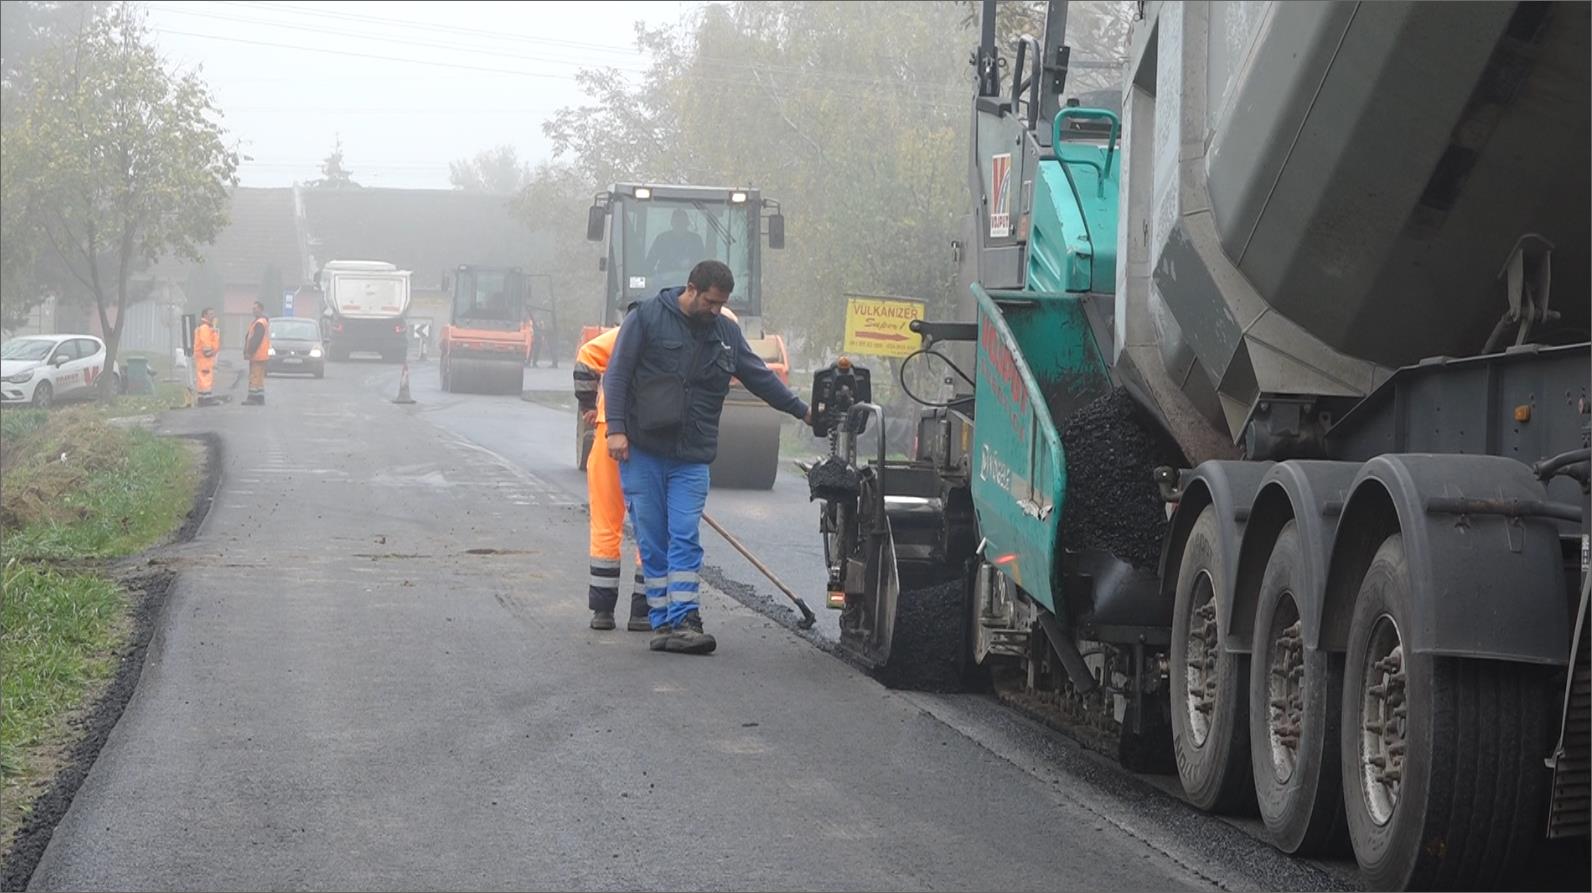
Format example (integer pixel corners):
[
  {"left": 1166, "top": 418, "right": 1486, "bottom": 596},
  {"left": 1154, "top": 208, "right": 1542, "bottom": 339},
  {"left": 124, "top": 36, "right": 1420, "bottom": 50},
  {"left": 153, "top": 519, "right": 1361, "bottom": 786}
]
[
  {"left": 643, "top": 208, "right": 705, "bottom": 281},
  {"left": 603, "top": 260, "right": 811, "bottom": 655},
  {"left": 194, "top": 308, "right": 220, "bottom": 406},
  {"left": 574, "top": 301, "right": 650, "bottom": 632}
]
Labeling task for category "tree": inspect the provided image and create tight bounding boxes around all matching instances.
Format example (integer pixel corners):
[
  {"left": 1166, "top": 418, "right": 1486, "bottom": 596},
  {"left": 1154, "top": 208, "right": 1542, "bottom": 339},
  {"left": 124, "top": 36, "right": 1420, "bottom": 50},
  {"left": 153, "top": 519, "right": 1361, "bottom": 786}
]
[
  {"left": 308, "top": 134, "right": 359, "bottom": 189},
  {"left": 1, "top": 1, "right": 107, "bottom": 330},
  {"left": 539, "top": 1, "right": 1137, "bottom": 364},
  {"left": 510, "top": 161, "right": 602, "bottom": 356},
  {"left": 450, "top": 144, "right": 532, "bottom": 194},
  {"left": 5, "top": 1, "right": 239, "bottom": 397}
]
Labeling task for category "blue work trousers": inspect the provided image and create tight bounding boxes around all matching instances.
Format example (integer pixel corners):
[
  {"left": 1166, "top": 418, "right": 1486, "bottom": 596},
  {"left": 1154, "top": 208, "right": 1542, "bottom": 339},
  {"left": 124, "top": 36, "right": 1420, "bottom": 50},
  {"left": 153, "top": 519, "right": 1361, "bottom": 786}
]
[{"left": 619, "top": 446, "right": 709, "bottom": 629}]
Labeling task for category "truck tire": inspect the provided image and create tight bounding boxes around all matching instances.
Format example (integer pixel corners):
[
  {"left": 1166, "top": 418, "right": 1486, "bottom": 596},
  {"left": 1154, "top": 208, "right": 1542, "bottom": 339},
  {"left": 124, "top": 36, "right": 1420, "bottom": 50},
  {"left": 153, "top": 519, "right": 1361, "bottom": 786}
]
[
  {"left": 1340, "top": 533, "right": 1552, "bottom": 891},
  {"left": 1169, "top": 505, "right": 1254, "bottom": 813},
  {"left": 1248, "top": 522, "right": 1346, "bottom": 855},
  {"left": 439, "top": 357, "right": 452, "bottom": 392}
]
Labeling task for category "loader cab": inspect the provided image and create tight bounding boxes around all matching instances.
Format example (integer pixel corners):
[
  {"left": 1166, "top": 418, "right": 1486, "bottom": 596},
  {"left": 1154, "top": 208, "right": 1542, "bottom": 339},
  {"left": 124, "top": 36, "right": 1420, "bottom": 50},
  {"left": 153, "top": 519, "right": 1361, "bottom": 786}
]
[
  {"left": 450, "top": 266, "right": 529, "bottom": 331},
  {"left": 586, "top": 184, "right": 784, "bottom": 331}
]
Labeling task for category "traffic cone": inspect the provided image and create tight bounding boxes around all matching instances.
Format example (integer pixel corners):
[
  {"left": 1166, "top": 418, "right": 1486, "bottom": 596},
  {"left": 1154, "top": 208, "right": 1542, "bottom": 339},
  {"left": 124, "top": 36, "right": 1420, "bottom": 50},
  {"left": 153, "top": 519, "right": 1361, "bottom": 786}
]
[{"left": 393, "top": 363, "right": 416, "bottom": 404}]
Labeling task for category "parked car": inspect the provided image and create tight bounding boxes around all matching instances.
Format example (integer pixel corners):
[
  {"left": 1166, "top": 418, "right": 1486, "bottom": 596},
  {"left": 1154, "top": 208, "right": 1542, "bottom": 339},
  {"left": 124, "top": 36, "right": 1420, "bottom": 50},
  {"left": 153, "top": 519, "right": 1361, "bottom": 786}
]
[
  {"left": 266, "top": 317, "right": 325, "bottom": 378},
  {"left": 0, "top": 334, "right": 113, "bottom": 409}
]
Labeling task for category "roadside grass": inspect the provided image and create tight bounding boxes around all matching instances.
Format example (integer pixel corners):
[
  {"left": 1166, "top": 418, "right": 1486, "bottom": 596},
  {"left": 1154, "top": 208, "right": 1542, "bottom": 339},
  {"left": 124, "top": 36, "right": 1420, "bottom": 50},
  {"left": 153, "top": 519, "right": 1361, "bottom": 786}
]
[
  {"left": 0, "top": 562, "right": 128, "bottom": 844},
  {"left": 0, "top": 407, "right": 197, "bottom": 852},
  {"left": 0, "top": 407, "right": 195, "bottom": 561}
]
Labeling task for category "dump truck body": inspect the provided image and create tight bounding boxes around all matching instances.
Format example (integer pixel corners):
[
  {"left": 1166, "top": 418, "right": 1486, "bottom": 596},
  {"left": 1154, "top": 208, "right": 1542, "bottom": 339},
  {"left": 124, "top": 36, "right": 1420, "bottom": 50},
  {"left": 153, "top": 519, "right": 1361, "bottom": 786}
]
[
  {"left": 319, "top": 260, "right": 412, "bottom": 363},
  {"left": 808, "top": 2, "right": 1589, "bottom": 887}
]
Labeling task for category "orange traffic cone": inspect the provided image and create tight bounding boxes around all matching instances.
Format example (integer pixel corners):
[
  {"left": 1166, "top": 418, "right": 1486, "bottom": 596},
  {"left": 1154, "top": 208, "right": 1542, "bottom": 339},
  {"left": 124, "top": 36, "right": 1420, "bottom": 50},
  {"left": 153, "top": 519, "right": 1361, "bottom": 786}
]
[{"left": 393, "top": 363, "right": 416, "bottom": 404}]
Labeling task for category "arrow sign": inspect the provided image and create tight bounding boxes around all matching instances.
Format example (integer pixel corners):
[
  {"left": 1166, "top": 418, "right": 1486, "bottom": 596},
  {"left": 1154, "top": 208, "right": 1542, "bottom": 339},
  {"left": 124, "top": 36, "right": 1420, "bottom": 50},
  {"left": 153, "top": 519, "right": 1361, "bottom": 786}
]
[{"left": 843, "top": 294, "right": 925, "bottom": 358}]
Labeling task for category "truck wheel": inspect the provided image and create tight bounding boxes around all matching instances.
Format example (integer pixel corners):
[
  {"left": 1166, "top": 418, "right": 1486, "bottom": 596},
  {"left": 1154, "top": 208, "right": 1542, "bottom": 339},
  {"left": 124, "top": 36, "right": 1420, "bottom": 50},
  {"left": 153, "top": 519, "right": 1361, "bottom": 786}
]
[
  {"left": 1340, "top": 533, "right": 1551, "bottom": 890},
  {"left": 1248, "top": 522, "right": 1346, "bottom": 855},
  {"left": 1169, "top": 504, "right": 1254, "bottom": 813}
]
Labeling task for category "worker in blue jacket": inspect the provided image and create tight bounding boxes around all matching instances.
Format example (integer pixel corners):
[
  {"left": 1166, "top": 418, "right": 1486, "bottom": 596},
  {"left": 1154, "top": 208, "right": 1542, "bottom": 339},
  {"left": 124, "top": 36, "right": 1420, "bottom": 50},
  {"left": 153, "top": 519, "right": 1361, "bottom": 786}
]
[{"left": 603, "top": 260, "right": 811, "bottom": 654}]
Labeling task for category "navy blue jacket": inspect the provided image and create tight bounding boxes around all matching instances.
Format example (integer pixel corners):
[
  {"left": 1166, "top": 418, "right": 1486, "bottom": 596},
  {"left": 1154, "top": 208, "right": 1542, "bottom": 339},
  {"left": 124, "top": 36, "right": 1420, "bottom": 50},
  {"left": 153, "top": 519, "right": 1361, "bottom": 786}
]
[{"left": 605, "top": 287, "right": 809, "bottom": 464}]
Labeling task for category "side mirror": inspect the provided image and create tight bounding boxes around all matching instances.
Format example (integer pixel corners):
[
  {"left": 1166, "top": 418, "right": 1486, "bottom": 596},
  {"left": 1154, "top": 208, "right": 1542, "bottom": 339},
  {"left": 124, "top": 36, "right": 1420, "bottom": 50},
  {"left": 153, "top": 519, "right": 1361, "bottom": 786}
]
[
  {"left": 768, "top": 213, "right": 786, "bottom": 250},
  {"left": 586, "top": 205, "right": 606, "bottom": 242},
  {"left": 52, "top": 354, "right": 70, "bottom": 367},
  {"left": 597, "top": 257, "right": 608, "bottom": 272}
]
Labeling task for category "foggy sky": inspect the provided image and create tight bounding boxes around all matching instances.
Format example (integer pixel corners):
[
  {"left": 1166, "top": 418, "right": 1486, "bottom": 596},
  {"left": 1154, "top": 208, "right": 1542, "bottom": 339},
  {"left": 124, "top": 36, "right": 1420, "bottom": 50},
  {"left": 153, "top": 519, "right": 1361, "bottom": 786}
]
[{"left": 143, "top": 1, "right": 702, "bottom": 190}]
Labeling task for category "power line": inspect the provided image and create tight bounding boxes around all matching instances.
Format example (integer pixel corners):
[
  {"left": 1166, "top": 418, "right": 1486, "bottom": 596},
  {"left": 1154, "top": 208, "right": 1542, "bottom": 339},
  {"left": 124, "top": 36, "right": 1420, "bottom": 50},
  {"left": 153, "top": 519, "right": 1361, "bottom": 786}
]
[
  {"left": 150, "top": 25, "right": 968, "bottom": 113},
  {"left": 156, "top": 2, "right": 977, "bottom": 101}
]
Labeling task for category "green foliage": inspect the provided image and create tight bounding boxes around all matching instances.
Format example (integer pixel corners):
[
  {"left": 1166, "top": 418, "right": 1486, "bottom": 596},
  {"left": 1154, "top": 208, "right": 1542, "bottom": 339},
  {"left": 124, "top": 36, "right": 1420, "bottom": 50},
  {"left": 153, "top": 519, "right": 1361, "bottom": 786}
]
[
  {"left": 450, "top": 144, "right": 533, "bottom": 194},
  {"left": 0, "top": 560, "right": 126, "bottom": 815},
  {"left": 3, "top": 1, "right": 239, "bottom": 396},
  {"left": 524, "top": 1, "right": 1134, "bottom": 365},
  {"left": 0, "top": 408, "right": 195, "bottom": 561}
]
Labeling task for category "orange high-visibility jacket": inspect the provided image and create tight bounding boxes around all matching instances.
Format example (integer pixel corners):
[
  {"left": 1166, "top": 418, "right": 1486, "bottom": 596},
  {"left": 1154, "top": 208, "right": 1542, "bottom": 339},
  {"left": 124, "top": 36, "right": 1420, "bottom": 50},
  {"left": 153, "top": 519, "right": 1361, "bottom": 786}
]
[
  {"left": 574, "top": 327, "right": 619, "bottom": 424},
  {"left": 245, "top": 317, "right": 271, "bottom": 362},
  {"left": 194, "top": 321, "right": 220, "bottom": 361}
]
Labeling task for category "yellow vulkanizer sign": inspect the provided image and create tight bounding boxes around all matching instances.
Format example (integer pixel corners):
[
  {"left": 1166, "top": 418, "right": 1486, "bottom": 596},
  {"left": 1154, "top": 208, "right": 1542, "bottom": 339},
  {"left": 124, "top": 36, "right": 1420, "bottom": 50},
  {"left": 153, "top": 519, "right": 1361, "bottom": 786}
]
[{"left": 843, "top": 295, "right": 926, "bottom": 358}]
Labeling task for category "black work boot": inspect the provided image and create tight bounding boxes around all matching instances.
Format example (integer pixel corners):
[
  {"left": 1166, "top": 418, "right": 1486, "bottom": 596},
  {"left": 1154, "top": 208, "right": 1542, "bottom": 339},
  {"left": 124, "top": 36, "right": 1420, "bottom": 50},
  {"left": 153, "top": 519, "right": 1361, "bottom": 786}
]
[
  {"left": 590, "top": 610, "right": 616, "bottom": 630},
  {"left": 649, "top": 610, "right": 716, "bottom": 655},
  {"left": 627, "top": 591, "right": 651, "bottom": 631}
]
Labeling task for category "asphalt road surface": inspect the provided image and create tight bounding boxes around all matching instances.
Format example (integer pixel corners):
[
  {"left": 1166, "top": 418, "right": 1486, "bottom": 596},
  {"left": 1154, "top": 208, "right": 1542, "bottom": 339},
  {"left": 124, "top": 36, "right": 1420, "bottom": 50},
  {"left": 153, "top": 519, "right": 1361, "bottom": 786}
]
[{"left": 28, "top": 358, "right": 1347, "bottom": 891}]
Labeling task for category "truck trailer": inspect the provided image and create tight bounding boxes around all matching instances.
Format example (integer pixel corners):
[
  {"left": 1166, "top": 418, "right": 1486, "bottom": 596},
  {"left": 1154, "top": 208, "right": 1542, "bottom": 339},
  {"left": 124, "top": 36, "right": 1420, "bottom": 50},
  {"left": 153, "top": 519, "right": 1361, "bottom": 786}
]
[
  {"left": 318, "top": 259, "right": 412, "bottom": 363},
  {"left": 807, "top": 2, "right": 1589, "bottom": 888}
]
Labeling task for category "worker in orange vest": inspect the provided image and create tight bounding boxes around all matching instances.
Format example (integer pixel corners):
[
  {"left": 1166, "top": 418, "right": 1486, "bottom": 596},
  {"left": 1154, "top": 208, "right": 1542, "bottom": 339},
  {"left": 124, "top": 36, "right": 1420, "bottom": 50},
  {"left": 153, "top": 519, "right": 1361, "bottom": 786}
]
[
  {"left": 574, "top": 302, "right": 649, "bottom": 630},
  {"left": 243, "top": 302, "right": 271, "bottom": 405},
  {"left": 194, "top": 308, "right": 220, "bottom": 406}
]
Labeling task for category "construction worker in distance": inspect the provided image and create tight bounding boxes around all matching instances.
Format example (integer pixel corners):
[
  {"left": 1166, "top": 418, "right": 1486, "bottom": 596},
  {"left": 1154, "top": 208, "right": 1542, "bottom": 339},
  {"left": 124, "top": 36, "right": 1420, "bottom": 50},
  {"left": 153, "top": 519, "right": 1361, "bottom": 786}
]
[
  {"left": 243, "top": 302, "right": 271, "bottom": 405},
  {"left": 604, "top": 260, "right": 811, "bottom": 655},
  {"left": 194, "top": 308, "right": 220, "bottom": 406},
  {"left": 574, "top": 302, "right": 650, "bottom": 631}
]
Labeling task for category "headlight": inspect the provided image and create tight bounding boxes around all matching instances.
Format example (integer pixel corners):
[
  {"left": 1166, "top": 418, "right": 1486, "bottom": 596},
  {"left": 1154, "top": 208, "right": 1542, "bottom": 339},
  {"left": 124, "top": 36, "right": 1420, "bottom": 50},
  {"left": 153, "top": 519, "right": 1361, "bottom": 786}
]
[
  {"left": 309, "top": 347, "right": 323, "bottom": 358},
  {"left": 268, "top": 347, "right": 276, "bottom": 357},
  {"left": 4, "top": 369, "right": 35, "bottom": 384}
]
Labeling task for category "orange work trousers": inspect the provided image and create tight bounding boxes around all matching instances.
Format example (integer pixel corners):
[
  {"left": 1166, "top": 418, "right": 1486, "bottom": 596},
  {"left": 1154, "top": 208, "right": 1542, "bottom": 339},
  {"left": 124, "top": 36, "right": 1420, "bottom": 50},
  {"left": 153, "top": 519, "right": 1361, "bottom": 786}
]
[
  {"left": 587, "top": 421, "right": 643, "bottom": 613},
  {"left": 195, "top": 360, "right": 215, "bottom": 397}
]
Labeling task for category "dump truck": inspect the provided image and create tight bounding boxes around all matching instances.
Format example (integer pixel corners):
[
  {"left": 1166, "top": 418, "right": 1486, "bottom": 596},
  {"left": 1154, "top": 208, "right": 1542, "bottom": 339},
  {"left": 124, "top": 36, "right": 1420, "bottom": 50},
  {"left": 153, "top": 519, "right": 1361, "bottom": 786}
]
[
  {"left": 806, "top": 2, "right": 1589, "bottom": 889},
  {"left": 438, "top": 265, "right": 533, "bottom": 395},
  {"left": 318, "top": 259, "right": 411, "bottom": 363},
  {"left": 580, "top": 183, "right": 791, "bottom": 489}
]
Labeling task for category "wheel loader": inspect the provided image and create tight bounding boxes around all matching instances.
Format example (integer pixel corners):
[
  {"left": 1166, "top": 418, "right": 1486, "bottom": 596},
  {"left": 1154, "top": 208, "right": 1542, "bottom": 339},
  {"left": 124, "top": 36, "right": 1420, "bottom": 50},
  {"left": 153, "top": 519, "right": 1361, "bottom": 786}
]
[
  {"left": 806, "top": 2, "right": 1590, "bottom": 889},
  {"left": 579, "top": 183, "right": 791, "bottom": 489},
  {"left": 438, "top": 265, "right": 532, "bottom": 395}
]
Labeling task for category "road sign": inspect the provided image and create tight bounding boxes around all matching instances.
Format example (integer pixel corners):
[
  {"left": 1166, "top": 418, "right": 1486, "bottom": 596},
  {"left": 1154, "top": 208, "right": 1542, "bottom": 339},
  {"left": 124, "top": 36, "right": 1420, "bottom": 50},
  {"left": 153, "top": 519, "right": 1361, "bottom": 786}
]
[
  {"left": 282, "top": 288, "right": 294, "bottom": 316},
  {"left": 842, "top": 295, "right": 926, "bottom": 358},
  {"left": 412, "top": 322, "right": 431, "bottom": 340}
]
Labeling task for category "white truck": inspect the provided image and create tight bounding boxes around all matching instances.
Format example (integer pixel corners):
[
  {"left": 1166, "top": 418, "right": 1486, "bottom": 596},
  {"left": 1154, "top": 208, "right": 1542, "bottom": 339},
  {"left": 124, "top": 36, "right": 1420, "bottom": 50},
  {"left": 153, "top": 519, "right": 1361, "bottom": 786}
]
[{"left": 318, "top": 260, "right": 412, "bottom": 363}]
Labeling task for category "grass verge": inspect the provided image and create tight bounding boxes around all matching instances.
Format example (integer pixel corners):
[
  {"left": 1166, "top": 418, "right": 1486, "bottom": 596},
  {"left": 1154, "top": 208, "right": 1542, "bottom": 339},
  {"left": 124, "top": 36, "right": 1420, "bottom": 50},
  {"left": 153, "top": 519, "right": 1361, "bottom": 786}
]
[
  {"left": 0, "top": 407, "right": 197, "bottom": 854},
  {"left": 1, "top": 408, "right": 195, "bottom": 561},
  {"left": 0, "top": 563, "right": 128, "bottom": 845}
]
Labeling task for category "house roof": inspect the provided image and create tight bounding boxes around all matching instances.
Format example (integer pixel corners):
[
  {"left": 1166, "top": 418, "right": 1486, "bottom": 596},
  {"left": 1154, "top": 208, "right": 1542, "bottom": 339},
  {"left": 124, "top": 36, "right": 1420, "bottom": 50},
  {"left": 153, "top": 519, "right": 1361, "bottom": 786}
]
[
  {"left": 143, "top": 186, "right": 550, "bottom": 293},
  {"left": 145, "top": 187, "right": 301, "bottom": 286},
  {"left": 300, "top": 188, "right": 546, "bottom": 290}
]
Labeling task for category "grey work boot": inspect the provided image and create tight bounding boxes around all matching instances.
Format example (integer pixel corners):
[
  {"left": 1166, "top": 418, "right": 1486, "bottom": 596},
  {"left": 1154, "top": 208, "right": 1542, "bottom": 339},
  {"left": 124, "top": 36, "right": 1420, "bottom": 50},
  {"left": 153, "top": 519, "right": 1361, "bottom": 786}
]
[
  {"left": 648, "top": 611, "right": 716, "bottom": 655},
  {"left": 590, "top": 610, "right": 616, "bottom": 630}
]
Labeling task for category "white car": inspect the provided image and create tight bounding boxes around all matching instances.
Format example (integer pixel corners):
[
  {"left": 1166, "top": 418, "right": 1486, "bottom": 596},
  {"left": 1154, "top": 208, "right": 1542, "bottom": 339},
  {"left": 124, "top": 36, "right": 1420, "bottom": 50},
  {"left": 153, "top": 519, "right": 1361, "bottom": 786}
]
[{"left": 1, "top": 334, "right": 112, "bottom": 408}]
